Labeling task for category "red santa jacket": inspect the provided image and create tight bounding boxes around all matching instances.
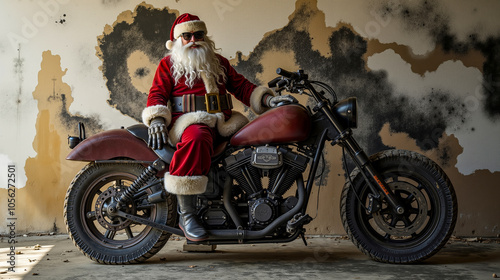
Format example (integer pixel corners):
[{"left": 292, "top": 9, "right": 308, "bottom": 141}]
[{"left": 142, "top": 54, "right": 272, "bottom": 145}]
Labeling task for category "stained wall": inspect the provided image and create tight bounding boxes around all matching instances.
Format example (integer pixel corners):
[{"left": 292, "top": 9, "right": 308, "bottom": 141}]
[{"left": 0, "top": 0, "right": 499, "bottom": 236}]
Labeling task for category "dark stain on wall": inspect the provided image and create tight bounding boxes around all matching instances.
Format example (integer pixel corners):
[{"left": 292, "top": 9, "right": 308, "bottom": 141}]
[
  {"left": 376, "top": 0, "right": 500, "bottom": 120},
  {"left": 476, "top": 38, "right": 500, "bottom": 120},
  {"left": 135, "top": 67, "right": 150, "bottom": 78},
  {"left": 59, "top": 94, "right": 103, "bottom": 137},
  {"left": 98, "top": 4, "right": 176, "bottom": 121},
  {"left": 55, "top": 14, "right": 67, "bottom": 25},
  {"left": 14, "top": 46, "right": 24, "bottom": 111}
]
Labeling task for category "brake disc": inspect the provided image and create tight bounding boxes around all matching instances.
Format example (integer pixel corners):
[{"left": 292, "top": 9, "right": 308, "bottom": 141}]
[{"left": 372, "top": 181, "right": 428, "bottom": 237}]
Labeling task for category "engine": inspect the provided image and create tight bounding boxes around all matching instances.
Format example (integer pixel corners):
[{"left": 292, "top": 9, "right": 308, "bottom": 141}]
[{"left": 224, "top": 146, "right": 309, "bottom": 229}]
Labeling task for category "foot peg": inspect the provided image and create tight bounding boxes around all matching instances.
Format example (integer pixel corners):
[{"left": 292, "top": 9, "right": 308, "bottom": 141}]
[{"left": 286, "top": 213, "right": 312, "bottom": 234}]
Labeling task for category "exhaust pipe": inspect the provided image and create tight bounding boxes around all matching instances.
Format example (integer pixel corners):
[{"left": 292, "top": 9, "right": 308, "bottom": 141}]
[{"left": 207, "top": 175, "right": 306, "bottom": 240}]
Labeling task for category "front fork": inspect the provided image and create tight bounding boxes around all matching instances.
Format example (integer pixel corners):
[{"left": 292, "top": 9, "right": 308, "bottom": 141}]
[
  {"left": 341, "top": 134, "right": 404, "bottom": 214},
  {"left": 308, "top": 86, "right": 404, "bottom": 215}
]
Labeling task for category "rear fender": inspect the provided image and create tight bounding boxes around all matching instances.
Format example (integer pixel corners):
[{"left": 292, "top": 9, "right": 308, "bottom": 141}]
[{"left": 66, "top": 126, "right": 173, "bottom": 163}]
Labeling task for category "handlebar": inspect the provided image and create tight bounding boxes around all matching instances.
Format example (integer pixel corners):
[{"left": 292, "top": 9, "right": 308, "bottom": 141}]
[
  {"left": 268, "top": 68, "right": 302, "bottom": 87},
  {"left": 276, "top": 68, "right": 308, "bottom": 81},
  {"left": 276, "top": 68, "right": 299, "bottom": 79},
  {"left": 269, "top": 68, "right": 338, "bottom": 103},
  {"left": 267, "top": 76, "right": 282, "bottom": 88}
]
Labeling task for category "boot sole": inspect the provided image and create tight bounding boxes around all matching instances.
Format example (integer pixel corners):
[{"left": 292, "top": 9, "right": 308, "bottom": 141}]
[{"left": 179, "top": 224, "right": 209, "bottom": 242}]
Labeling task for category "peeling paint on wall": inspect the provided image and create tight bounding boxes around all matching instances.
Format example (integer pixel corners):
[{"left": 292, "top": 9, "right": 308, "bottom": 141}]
[
  {"left": 96, "top": 3, "right": 177, "bottom": 121},
  {"left": 374, "top": 0, "right": 500, "bottom": 119},
  {"left": 0, "top": 51, "right": 103, "bottom": 233},
  {"left": 365, "top": 40, "right": 485, "bottom": 75}
]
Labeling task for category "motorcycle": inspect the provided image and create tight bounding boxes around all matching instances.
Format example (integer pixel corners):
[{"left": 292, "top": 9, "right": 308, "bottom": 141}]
[{"left": 64, "top": 68, "right": 457, "bottom": 264}]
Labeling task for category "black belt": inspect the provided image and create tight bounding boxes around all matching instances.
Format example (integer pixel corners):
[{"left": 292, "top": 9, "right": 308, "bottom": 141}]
[{"left": 171, "top": 93, "right": 233, "bottom": 113}]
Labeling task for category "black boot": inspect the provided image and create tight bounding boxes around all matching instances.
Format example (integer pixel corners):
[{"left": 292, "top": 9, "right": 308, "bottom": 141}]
[{"left": 177, "top": 195, "right": 208, "bottom": 241}]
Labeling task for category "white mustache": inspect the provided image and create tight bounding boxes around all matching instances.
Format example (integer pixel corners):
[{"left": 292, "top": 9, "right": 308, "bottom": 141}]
[
  {"left": 184, "top": 42, "right": 195, "bottom": 48},
  {"left": 182, "top": 41, "right": 209, "bottom": 49}
]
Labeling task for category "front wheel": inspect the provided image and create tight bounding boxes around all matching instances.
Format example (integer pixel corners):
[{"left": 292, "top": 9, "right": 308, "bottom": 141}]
[
  {"left": 340, "top": 150, "right": 457, "bottom": 263},
  {"left": 64, "top": 162, "right": 177, "bottom": 264}
]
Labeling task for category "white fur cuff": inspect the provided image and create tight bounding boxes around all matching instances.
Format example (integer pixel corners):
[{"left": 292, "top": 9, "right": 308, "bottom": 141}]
[
  {"left": 250, "top": 86, "right": 274, "bottom": 115},
  {"left": 168, "top": 111, "right": 218, "bottom": 146},
  {"left": 142, "top": 104, "right": 172, "bottom": 127},
  {"left": 164, "top": 172, "right": 208, "bottom": 195},
  {"left": 216, "top": 111, "right": 248, "bottom": 137}
]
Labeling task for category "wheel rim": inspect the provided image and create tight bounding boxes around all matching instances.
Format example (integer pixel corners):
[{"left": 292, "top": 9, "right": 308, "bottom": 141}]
[
  {"left": 354, "top": 168, "right": 441, "bottom": 248},
  {"left": 80, "top": 172, "right": 158, "bottom": 249}
]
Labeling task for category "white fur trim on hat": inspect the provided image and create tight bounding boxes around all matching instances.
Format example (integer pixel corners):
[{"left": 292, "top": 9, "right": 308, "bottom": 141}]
[
  {"left": 142, "top": 103, "right": 172, "bottom": 127},
  {"left": 173, "top": 20, "right": 207, "bottom": 40},
  {"left": 250, "top": 86, "right": 275, "bottom": 115},
  {"left": 164, "top": 172, "right": 208, "bottom": 195}
]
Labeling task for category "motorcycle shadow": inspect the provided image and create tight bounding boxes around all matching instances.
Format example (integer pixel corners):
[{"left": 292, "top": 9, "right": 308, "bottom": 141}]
[{"left": 150, "top": 238, "right": 365, "bottom": 265}]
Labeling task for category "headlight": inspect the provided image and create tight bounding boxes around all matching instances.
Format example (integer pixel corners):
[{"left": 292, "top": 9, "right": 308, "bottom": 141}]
[{"left": 332, "top": 97, "right": 357, "bottom": 129}]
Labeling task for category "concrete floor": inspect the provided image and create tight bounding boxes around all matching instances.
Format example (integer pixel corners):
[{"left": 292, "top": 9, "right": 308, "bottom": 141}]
[{"left": 1, "top": 235, "right": 499, "bottom": 280}]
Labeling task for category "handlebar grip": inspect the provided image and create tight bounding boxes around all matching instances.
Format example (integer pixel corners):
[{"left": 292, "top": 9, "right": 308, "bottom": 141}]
[
  {"left": 277, "top": 79, "right": 288, "bottom": 88},
  {"left": 276, "top": 68, "right": 298, "bottom": 79},
  {"left": 268, "top": 76, "right": 282, "bottom": 88}
]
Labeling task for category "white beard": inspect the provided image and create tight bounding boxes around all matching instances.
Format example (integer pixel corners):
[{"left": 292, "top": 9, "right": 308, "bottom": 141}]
[{"left": 170, "top": 39, "right": 226, "bottom": 88}]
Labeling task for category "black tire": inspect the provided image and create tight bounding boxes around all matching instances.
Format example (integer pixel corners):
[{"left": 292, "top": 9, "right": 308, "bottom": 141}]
[
  {"left": 64, "top": 162, "right": 177, "bottom": 264},
  {"left": 340, "top": 149, "right": 457, "bottom": 263}
]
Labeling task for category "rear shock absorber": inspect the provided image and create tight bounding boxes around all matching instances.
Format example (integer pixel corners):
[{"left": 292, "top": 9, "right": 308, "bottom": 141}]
[{"left": 117, "top": 159, "right": 166, "bottom": 206}]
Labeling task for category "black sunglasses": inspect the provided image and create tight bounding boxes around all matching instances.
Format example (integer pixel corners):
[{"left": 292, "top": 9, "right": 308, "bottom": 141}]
[{"left": 181, "top": 31, "right": 205, "bottom": 41}]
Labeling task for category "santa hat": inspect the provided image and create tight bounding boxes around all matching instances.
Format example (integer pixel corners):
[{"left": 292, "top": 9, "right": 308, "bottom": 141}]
[{"left": 166, "top": 13, "right": 207, "bottom": 50}]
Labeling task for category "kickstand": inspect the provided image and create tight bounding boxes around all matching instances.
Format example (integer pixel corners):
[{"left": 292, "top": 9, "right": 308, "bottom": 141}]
[{"left": 300, "top": 231, "right": 308, "bottom": 246}]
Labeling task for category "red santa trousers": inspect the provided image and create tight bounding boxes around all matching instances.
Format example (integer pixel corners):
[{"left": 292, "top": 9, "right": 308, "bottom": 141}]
[{"left": 164, "top": 124, "right": 215, "bottom": 195}]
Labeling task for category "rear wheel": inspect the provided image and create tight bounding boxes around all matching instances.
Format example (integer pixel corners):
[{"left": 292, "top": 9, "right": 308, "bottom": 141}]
[
  {"left": 64, "top": 162, "right": 177, "bottom": 264},
  {"left": 340, "top": 150, "right": 457, "bottom": 263}
]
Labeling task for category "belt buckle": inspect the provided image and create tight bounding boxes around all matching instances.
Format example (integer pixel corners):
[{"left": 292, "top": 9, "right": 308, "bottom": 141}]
[{"left": 205, "top": 93, "right": 221, "bottom": 113}]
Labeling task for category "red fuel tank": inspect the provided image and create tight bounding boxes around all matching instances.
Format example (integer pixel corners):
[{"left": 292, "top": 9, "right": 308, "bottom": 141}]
[{"left": 230, "top": 105, "right": 311, "bottom": 146}]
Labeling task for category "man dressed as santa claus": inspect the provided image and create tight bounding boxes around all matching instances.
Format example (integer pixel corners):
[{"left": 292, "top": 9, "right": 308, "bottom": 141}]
[{"left": 142, "top": 13, "right": 293, "bottom": 241}]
